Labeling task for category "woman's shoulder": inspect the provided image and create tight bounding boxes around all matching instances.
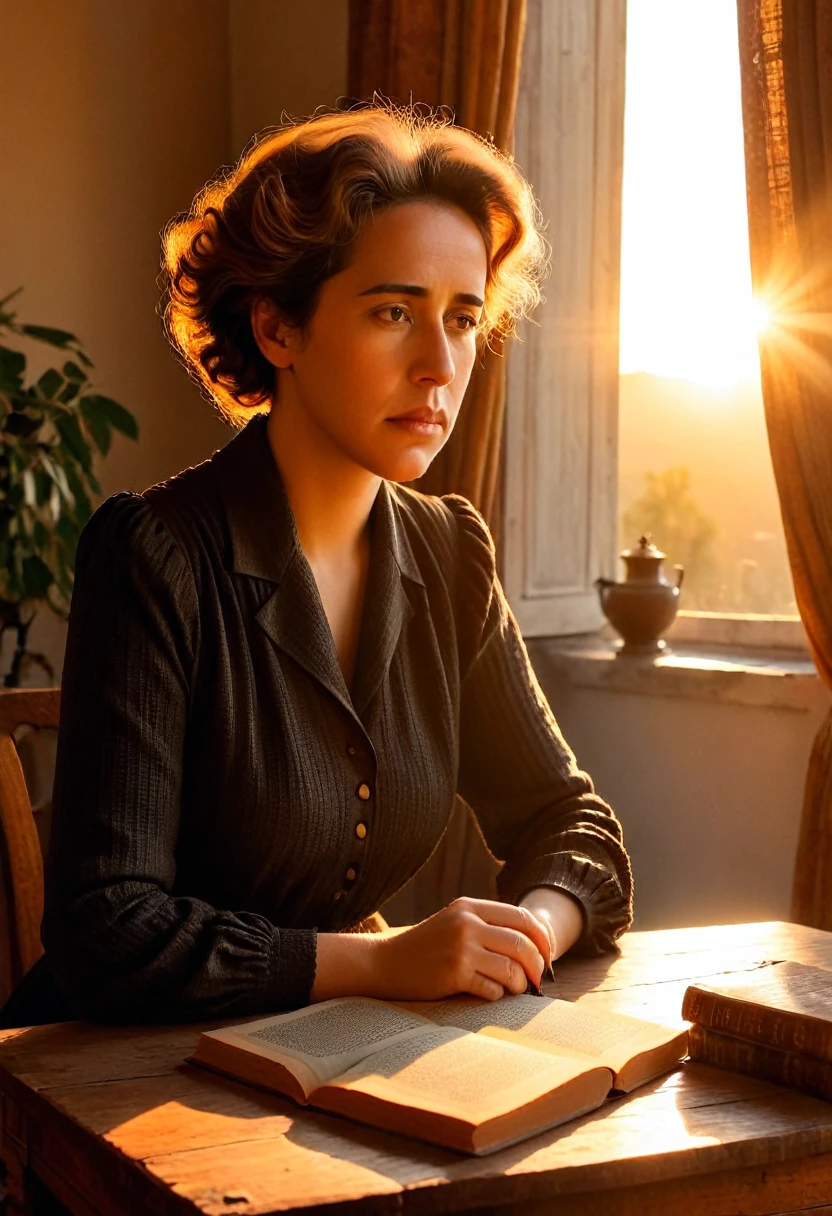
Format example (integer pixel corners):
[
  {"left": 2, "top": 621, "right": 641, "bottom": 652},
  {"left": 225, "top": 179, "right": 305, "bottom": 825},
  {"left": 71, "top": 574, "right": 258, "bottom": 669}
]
[
  {"left": 386, "top": 483, "right": 497, "bottom": 650},
  {"left": 88, "top": 449, "right": 222, "bottom": 551},
  {"left": 388, "top": 482, "right": 496, "bottom": 576},
  {"left": 76, "top": 452, "right": 224, "bottom": 600}
]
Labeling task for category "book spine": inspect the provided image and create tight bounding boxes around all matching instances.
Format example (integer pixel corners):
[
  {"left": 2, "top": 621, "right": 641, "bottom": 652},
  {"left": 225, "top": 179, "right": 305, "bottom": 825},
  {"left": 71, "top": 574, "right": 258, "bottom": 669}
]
[
  {"left": 689, "top": 1026, "right": 832, "bottom": 1103},
  {"left": 681, "top": 986, "right": 832, "bottom": 1063}
]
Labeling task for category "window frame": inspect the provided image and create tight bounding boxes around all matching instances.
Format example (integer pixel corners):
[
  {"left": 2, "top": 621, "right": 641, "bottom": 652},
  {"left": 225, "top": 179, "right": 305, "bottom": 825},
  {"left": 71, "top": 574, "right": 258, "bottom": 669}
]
[
  {"left": 665, "top": 611, "right": 810, "bottom": 654},
  {"left": 503, "top": 0, "right": 803, "bottom": 655}
]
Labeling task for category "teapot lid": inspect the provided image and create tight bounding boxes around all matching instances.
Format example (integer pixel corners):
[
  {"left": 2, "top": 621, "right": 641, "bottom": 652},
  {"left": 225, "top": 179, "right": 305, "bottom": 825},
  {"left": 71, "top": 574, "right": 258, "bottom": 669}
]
[{"left": 621, "top": 533, "right": 666, "bottom": 561}]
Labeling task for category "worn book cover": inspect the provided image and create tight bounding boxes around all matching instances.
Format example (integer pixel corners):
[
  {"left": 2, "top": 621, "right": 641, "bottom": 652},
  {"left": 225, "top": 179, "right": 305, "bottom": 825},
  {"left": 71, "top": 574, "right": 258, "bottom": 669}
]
[
  {"left": 688, "top": 1024, "right": 832, "bottom": 1102},
  {"left": 682, "top": 962, "right": 832, "bottom": 1063},
  {"left": 189, "top": 993, "right": 687, "bottom": 1156}
]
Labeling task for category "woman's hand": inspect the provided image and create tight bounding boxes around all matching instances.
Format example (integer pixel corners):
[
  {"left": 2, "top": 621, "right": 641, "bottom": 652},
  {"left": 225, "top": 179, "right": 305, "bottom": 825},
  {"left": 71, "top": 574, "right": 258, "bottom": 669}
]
[
  {"left": 518, "top": 886, "right": 585, "bottom": 964},
  {"left": 310, "top": 897, "right": 555, "bottom": 1004}
]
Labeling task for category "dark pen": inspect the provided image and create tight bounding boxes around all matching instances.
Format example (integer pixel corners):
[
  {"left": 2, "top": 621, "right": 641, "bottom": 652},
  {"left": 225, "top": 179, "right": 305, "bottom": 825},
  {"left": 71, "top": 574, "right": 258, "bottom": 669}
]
[{"left": 525, "top": 958, "right": 556, "bottom": 997}]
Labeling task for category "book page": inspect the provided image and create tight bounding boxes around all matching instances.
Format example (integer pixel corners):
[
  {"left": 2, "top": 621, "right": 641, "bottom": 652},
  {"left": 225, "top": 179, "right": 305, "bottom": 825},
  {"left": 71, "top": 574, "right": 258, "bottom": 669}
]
[
  {"left": 397, "top": 994, "right": 684, "bottom": 1079},
  {"left": 316, "top": 1024, "right": 610, "bottom": 1126},
  {"left": 201, "top": 997, "right": 437, "bottom": 1091}
]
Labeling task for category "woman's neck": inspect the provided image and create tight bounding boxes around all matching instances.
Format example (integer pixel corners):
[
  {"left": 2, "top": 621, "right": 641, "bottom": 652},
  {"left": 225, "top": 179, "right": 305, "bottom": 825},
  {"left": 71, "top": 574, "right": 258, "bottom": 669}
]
[{"left": 266, "top": 402, "right": 381, "bottom": 563}]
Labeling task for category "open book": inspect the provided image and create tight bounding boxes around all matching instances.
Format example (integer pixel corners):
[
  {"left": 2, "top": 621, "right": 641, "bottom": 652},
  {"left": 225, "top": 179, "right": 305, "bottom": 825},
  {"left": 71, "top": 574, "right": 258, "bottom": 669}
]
[{"left": 189, "top": 993, "right": 688, "bottom": 1155}]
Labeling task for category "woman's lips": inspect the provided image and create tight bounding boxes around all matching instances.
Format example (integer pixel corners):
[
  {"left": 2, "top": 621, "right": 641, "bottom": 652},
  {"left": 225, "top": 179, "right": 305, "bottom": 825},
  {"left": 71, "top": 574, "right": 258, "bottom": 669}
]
[{"left": 387, "top": 417, "right": 444, "bottom": 436}]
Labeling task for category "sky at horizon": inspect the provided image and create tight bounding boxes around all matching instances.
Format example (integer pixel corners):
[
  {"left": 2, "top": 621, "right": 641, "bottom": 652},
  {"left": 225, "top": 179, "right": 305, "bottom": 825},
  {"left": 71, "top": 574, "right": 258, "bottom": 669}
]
[{"left": 618, "top": 0, "right": 764, "bottom": 389}]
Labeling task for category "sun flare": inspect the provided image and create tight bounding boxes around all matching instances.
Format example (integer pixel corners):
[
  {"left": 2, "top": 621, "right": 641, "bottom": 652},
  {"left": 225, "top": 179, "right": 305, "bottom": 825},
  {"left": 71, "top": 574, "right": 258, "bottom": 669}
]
[{"left": 751, "top": 299, "right": 772, "bottom": 336}]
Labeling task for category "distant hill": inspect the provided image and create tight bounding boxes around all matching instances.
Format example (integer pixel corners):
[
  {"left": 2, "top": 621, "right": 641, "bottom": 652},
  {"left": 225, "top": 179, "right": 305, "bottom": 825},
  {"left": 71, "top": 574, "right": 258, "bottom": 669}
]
[
  {"left": 620, "top": 371, "right": 782, "bottom": 532},
  {"left": 618, "top": 372, "right": 795, "bottom": 612}
]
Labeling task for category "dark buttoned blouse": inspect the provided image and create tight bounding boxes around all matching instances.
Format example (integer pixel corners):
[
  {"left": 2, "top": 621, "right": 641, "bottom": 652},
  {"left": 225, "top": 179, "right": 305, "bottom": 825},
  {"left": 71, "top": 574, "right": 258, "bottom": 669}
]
[{"left": 32, "top": 412, "right": 632, "bottom": 1023}]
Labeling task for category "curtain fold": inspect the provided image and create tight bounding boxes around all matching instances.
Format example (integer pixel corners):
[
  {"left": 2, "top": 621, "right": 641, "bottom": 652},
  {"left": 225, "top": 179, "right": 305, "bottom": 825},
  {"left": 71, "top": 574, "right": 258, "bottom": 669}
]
[
  {"left": 736, "top": 0, "right": 832, "bottom": 928},
  {"left": 348, "top": 0, "right": 526, "bottom": 534},
  {"left": 348, "top": 0, "right": 527, "bottom": 923}
]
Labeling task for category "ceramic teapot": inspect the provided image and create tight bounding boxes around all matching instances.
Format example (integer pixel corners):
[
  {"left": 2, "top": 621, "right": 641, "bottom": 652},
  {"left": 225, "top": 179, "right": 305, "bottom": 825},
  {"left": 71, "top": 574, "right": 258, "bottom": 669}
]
[{"left": 595, "top": 535, "right": 684, "bottom": 656}]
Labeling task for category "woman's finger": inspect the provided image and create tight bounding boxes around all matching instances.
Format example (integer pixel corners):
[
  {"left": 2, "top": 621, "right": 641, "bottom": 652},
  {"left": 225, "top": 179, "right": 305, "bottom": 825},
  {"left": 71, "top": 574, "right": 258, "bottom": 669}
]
[
  {"left": 479, "top": 922, "right": 546, "bottom": 984},
  {"left": 475, "top": 946, "right": 530, "bottom": 996},
  {"left": 467, "top": 972, "right": 506, "bottom": 1001},
  {"left": 455, "top": 897, "right": 553, "bottom": 966}
]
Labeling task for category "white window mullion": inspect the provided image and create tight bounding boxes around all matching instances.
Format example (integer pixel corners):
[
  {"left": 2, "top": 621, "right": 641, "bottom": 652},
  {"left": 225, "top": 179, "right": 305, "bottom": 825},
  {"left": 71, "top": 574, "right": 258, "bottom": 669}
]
[{"left": 504, "top": 0, "right": 627, "bottom": 637}]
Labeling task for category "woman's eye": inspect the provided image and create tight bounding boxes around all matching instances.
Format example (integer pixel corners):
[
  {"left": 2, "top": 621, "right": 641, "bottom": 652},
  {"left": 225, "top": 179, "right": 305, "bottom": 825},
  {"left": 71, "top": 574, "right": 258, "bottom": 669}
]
[
  {"left": 380, "top": 306, "right": 410, "bottom": 324},
  {"left": 450, "top": 314, "right": 478, "bottom": 331}
]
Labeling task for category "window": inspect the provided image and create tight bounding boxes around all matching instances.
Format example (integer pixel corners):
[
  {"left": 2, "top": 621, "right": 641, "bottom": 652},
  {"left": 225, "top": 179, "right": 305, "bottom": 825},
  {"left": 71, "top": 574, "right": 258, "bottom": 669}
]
[{"left": 504, "top": 0, "right": 807, "bottom": 654}]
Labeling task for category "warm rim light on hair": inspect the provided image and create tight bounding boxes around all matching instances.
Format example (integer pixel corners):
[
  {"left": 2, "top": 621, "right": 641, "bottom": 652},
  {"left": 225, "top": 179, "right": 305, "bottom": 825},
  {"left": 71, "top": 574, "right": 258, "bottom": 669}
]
[{"left": 159, "top": 100, "right": 549, "bottom": 426}]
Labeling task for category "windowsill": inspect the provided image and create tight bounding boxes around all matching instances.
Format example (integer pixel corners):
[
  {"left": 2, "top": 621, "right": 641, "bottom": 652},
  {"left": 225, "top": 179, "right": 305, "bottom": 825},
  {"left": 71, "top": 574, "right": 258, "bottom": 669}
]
[{"left": 527, "top": 629, "right": 830, "bottom": 714}]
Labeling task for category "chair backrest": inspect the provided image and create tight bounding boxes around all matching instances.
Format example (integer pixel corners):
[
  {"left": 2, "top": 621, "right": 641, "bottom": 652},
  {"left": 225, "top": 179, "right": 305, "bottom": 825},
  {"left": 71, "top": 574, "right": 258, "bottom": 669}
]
[{"left": 0, "top": 689, "right": 60, "bottom": 1000}]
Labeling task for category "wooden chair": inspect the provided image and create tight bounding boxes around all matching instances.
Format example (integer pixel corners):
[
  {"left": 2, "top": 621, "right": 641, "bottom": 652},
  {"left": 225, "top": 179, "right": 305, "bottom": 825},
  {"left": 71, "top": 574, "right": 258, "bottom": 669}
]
[{"left": 0, "top": 689, "right": 60, "bottom": 1003}]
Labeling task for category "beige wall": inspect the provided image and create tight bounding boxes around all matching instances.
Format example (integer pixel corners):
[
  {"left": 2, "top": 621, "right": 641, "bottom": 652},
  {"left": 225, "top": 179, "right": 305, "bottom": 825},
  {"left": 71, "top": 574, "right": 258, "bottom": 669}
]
[
  {"left": 529, "top": 654, "right": 829, "bottom": 932},
  {"left": 1, "top": 0, "right": 348, "bottom": 682},
  {"left": 229, "top": 0, "right": 348, "bottom": 154}
]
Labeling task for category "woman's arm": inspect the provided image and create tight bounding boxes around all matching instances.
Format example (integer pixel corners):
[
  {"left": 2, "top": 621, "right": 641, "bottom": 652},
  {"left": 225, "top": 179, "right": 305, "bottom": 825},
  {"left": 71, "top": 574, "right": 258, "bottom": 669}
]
[
  {"left": 309, "top": 897, "right": 556, "bottom": 1003},
  {"left": 449, "top": 496, "right": 634, "bottom": 957},
  {"left": 519, "top": 887, "right": 584, "bottom": 961},
  {"left": 42, "top": 493, "right": 316, "bottom": 1023}
]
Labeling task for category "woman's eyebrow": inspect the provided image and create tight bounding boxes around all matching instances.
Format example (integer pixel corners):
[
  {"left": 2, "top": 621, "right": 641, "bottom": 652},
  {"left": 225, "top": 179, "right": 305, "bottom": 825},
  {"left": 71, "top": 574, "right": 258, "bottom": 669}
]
[{"left": 357, "top": 282, "right": 484, "bottom": 307}]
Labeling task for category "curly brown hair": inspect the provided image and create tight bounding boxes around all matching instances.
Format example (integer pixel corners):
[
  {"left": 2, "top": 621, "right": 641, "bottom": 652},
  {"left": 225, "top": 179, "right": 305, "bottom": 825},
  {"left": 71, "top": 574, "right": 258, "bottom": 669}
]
[{"left": 160, "top": 101, "right": 548, "bottom": 427}]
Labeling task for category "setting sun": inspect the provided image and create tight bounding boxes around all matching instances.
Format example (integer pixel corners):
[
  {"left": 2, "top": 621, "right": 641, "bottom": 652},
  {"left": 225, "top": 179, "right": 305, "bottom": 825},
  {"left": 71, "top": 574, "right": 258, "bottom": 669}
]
[
  {"left": 751, "top": 299, "right": 772, "bottom": 337},
  {"left": 619, "top": 0, "right": 762, "bottom": 390}
]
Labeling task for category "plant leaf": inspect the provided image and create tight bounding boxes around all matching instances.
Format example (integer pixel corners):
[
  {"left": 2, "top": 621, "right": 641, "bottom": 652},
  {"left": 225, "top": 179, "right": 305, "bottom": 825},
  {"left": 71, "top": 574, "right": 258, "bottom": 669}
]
[
  {"left": 36, "top": 368, "right": 64, "bottom": 399},
  {"left": 20, "top": 324, "right": 78, "bottom": 348},
  {"left": 39, "top": 453, "right": 74, "bottom": 506},
  {"left": 62, "top": 361, "right": 87, "bottom": 381},
  {"left": 22, "top": 470, "right": 37, "bottom": 507},
  {"left": 3, "top": 411, "right": 42, "bottom": 437},
  {"left": 54, "top": 414, "right": 92, "bottom": 473},
  {"left": 0, "top": 347, "right": 26, "bottom": 390},
  {"left": 80, "top": 394, "right": 139, "bottom": 440},
  {"left": 58, "top": 379, "right": 81, "bottom": 404},
  {"left": 81, "top": 408, "right": 111, "bottom": 456},
  {"left": 21, "top": 554, "right": 53, "bottom": 599}
]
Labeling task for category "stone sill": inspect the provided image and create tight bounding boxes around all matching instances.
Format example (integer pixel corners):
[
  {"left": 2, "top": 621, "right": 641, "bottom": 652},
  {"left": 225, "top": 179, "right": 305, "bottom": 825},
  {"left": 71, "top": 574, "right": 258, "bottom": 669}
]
[{"left": 527, "top": 630, "right": 830, "bottom": 714}]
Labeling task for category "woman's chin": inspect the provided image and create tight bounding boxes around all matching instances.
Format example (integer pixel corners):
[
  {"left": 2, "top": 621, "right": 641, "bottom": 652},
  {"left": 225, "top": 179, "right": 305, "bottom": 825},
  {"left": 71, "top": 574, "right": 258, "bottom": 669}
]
[
  {"left": 377, "top": 451, "right": 440, "bottom": 483},
  {"left": 369, "top": 434, "right": 449, "bottom": 484}
]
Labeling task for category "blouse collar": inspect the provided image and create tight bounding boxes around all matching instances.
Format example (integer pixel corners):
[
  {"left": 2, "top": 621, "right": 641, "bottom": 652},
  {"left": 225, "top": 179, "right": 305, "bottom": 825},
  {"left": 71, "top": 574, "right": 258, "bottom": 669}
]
[
  {"left": 210, "top": 411, "right": 425, "bottom": 588},
  {"left": 209, "top": 411, "right": 426, "bottom": 720}
]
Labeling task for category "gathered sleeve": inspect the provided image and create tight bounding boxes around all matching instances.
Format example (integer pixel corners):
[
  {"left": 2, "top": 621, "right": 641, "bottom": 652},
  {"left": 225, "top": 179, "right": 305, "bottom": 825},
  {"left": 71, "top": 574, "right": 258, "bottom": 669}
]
[
  {"left": 446, "top": 495, "right": 634, "bottom": 956},
  {"left": 42, "top": 492, "right": 317, "bottom": 1022}
]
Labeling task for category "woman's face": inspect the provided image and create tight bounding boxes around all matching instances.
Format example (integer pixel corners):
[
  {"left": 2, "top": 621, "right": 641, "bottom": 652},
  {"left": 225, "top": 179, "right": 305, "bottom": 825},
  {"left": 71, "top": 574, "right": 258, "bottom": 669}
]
[{"left": 253, "top": 199, "right": 489, "bottom": 483}]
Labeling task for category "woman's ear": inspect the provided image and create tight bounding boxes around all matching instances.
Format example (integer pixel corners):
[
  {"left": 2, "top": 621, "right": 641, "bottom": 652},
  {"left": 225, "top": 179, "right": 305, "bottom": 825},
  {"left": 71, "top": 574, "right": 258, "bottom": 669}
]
[{"left": 251, "top": 298, "right": 300, "bottom": 370}]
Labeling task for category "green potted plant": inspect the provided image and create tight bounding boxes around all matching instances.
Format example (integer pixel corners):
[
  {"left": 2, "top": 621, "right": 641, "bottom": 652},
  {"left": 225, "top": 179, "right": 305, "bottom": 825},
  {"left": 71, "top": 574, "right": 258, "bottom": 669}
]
[{"left": 0, "top": 289, "right": 139, "bottom": 687}]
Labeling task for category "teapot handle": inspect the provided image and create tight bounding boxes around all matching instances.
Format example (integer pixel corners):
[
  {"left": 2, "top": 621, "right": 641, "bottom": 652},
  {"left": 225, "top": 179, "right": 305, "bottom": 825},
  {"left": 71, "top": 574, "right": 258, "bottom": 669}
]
[
  {"left": 674, "top": 564, "right": 685, "bottom": 589},
  {"left": 594, "top": 576, "right": 614, "bottom": 601}
]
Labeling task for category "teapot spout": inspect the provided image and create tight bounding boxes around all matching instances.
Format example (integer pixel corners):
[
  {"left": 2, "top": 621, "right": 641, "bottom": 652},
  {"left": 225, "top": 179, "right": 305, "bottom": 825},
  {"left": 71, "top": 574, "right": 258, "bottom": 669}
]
[{"left": 674, "top": 564, "right": 685, "bottom": 589}]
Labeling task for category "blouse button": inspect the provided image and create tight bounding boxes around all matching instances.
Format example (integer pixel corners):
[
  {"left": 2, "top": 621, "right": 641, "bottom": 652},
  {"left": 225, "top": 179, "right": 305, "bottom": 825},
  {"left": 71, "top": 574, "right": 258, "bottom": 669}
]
[
  {"left": 345, "top": 867, "right": 357, "bottom": 881},
  {"left": 355, "top": 822, "right": 368, "bottom": 840},
  {"left": 357, "top": 782, "right": 371, "bottom": 801},
  {"left": 333, "top": 890, "right": 345, "bottom": 901},
  {"left": 348, "top": 746, "right": 357, "bottom": 756}
]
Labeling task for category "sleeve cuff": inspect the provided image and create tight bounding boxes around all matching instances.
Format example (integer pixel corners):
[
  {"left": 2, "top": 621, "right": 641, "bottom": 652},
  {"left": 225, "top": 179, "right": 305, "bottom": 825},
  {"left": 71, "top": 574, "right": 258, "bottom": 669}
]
[
  {"left": 266, "top": 927, "right": 319, "bottom": 1010},
  {"left": 503, "top": 853, "right": 633, "bottom": 956}
]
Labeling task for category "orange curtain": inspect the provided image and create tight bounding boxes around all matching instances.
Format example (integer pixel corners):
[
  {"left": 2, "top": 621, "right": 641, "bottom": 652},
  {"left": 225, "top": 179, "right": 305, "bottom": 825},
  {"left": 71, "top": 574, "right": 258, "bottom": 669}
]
[
  {"left": 736, "top": 0, "right": 832, "bottom": 927},
  {"left": 348, "top": 0, "right": 527, "bottom": 535},
  {"left": 348, "top": 0, "right": 527, "bottom": 923}
]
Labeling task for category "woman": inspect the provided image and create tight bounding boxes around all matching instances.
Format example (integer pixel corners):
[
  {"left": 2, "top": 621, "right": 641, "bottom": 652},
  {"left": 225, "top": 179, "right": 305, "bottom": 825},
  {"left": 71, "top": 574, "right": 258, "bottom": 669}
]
[{"left": 3, "top": 103, "right": 632, "bottom": 1027}]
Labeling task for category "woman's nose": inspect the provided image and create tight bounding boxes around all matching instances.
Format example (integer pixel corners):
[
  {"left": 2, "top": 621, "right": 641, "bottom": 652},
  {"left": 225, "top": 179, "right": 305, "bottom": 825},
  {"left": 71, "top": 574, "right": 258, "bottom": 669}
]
[{"left": 409, "top": 323, "right": 456, "bottom": 387}]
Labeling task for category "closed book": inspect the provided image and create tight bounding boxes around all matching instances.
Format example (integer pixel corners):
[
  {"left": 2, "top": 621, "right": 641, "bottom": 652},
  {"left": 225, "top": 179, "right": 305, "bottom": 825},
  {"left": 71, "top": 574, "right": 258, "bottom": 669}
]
[
  {"left": 689, "top": 1024, "right": 832, "bottom": 1103},
  {"left": 189, "top": 993, "right": 687, "bottom": 1156},
  {"left": 682, "top": 962, "right": 832, "bottom": 1063}
]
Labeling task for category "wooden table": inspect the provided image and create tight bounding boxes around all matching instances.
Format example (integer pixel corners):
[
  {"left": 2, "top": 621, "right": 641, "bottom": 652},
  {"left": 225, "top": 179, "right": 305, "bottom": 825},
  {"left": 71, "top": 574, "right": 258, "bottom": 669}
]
[{"left": 2, "top": 921, "right": 832, "bottom": 1215}]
